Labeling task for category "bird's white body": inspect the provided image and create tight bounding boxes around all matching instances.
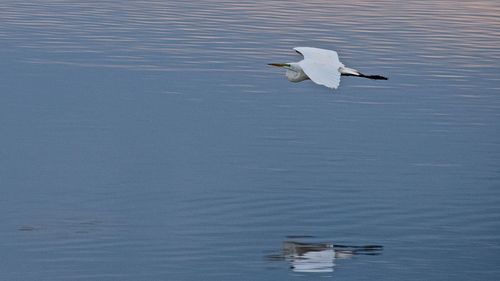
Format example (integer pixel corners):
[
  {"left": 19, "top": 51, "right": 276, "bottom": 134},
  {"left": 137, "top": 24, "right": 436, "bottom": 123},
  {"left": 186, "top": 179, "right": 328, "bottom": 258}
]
[
  {"left": 269, "top": 47, "right": 387, "bottom": 90},
  {"left": 284, "top": 63, "right": 360, "bottom": 83}
]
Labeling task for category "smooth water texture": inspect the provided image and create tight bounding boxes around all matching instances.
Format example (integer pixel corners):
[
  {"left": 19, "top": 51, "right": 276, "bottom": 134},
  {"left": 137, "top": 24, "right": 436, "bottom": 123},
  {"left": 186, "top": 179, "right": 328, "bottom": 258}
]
[{"left": 1, "top": 1, "right": 500, "bottom": 280}]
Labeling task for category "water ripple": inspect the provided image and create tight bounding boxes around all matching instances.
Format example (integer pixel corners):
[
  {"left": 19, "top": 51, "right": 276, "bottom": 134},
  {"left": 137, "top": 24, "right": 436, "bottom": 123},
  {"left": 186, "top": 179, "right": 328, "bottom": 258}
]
[
  {"left": 1, "top": 1, "right": 500, "bottom": 280},
  {"left": 1, "top": 0, "right": 499, "bottom": 85}
]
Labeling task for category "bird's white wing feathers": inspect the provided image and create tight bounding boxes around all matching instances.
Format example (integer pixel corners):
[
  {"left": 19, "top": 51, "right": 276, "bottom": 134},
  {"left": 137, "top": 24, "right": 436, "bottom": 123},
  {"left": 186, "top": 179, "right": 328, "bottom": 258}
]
[
  {"left": 294, "top": 47, "right": 341, "bottom": 64},
  {"left": 294, "top": 47, "right": 344, "bottom": 89},
  {"left": 298, "top": 60, "right": 341, "bottom": 89}
]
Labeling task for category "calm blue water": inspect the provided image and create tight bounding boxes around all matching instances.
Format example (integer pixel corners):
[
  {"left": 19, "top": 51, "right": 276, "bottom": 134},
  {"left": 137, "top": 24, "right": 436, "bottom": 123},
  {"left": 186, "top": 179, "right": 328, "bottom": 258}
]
[{"left": 1, "top": 1, "right": 500, "bottom": 280}]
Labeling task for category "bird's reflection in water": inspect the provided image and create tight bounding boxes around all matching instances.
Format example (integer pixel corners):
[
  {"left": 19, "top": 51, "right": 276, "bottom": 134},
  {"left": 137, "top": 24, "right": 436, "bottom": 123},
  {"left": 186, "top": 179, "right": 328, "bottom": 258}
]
[{"left": 268, "top": 239, "right": 383, "bottom": 273}]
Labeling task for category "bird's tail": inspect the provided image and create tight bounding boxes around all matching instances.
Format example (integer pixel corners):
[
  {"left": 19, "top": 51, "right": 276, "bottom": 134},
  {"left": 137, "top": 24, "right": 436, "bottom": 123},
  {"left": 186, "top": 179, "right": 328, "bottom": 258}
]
[{"left": 339, "top": 67, "right": 388, "bottom": 80}]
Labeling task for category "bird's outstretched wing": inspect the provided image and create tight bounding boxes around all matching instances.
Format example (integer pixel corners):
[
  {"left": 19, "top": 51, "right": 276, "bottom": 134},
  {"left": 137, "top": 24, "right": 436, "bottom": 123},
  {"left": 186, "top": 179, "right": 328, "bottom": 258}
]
[
  {"left": 294, "top": 47, "right": 344, "bottom": 89},
  {"left": 294, "top": 47, "right": 341, "bottom": 64}
]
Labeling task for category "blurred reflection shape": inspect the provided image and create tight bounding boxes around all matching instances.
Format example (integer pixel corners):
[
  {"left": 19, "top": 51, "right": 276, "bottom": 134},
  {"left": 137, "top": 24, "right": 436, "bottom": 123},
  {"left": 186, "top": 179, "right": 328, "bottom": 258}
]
[{"left": 268, "top": 240, "right": 383, "bottom": 273}]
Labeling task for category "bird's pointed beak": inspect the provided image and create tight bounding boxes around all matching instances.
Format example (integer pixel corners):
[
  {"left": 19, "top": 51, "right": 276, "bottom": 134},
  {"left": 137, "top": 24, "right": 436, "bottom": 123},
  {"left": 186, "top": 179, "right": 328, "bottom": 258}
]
[{"left": 268, "top": 63, "right": 289, "bottom": 68}]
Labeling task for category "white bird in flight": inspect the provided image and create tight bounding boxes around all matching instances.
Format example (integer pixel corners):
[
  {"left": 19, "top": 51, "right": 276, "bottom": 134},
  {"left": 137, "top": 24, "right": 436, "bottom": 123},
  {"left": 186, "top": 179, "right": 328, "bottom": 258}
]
[{"left": 269, "top": 47, "right": 387, "bottom": 89}]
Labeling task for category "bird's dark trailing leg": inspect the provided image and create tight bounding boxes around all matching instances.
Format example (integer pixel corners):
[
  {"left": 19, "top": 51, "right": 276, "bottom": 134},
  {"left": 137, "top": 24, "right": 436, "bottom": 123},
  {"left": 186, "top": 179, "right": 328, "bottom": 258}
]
[
  {"left": 341, "top": 73, "right": 388, "bottom": 80},
  {"left": 362, "top": 74, "right": 388, "bottom": 80}
]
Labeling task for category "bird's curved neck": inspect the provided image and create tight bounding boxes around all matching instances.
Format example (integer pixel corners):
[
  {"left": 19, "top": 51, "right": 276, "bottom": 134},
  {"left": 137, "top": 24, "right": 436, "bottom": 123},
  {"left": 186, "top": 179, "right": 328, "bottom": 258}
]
[{"left": 286, "top": 63, "right": 308, "bottom": 82}]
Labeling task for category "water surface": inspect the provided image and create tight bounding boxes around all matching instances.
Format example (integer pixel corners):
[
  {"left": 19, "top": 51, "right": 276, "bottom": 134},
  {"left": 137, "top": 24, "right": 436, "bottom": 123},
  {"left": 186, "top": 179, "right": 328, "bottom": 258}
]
[{"left": 1, "top": 1, "right": 500, "bottom": 280}]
